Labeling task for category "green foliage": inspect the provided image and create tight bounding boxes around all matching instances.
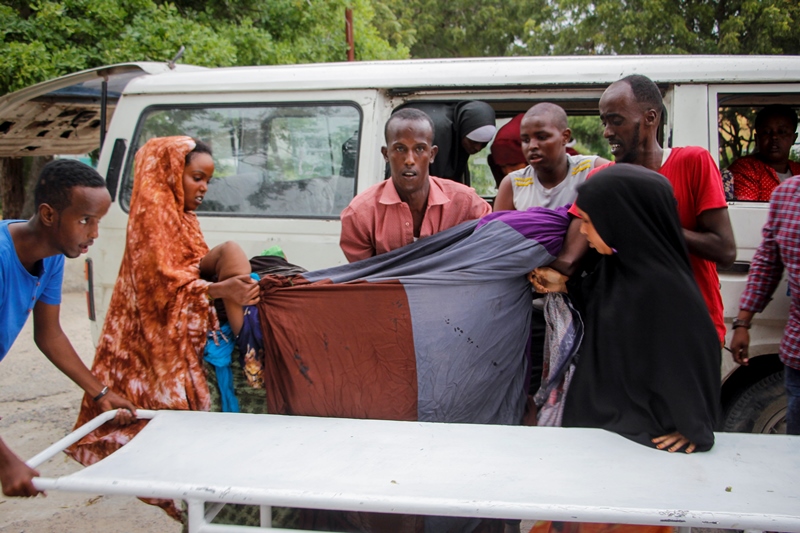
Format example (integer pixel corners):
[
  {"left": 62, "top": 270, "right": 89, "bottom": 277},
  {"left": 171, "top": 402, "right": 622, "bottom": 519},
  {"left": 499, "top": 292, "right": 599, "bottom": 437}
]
[
  {"left": 524, "top": 0, "right": 800, "bottom": 56},
  {"left": 718, "top": 106, "right": 758, "bottom": 169},
  {"left": 0, "top": 0, "right": 409, "bottom": 95},
  {"left": 381, "top": 0, "right": 799, "bottom": 59},
  {"left": 390, "top": 0, "right": 533, "bottom": 58},
  {"left": 569, "top": 116, "right": 611, "bottom": 160},
  {"left": 468, "top": 144, "right": 496, "bottom": 197}
]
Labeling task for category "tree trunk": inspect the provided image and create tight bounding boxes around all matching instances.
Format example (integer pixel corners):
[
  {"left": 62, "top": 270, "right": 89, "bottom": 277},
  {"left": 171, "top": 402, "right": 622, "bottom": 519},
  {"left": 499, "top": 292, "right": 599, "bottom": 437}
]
[
  {"left": 0, "top": 157, "right": 25, "bottom": 219},
  {"left": 22, "top": 156, "right": 54, "bottom": 219}
]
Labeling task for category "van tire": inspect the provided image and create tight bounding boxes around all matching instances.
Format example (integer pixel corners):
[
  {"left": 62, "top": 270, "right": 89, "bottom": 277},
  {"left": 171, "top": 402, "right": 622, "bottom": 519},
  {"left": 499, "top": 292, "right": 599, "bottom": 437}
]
[{"left": 721, "top": 370, "right": 787, "bottom": 434}]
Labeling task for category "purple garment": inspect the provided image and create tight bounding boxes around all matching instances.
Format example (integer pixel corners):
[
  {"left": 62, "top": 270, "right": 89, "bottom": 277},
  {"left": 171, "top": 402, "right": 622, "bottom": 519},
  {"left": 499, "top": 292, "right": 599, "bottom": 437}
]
[{"left": 476, "top": 205, "right": 571, "bottom": 258}]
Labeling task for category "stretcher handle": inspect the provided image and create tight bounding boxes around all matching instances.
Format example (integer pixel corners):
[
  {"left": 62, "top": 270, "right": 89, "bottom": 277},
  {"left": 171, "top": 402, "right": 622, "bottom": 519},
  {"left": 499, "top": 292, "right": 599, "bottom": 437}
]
[{"left": 26, "top": 409, "right": 157, "bottom": 469}]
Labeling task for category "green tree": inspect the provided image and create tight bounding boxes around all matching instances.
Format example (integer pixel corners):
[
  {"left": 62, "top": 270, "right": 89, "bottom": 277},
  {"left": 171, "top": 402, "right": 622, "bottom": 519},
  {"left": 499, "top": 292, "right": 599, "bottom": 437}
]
[
  {"left": 388, "top": 0, "right": 536, "bottom": 58},
  {"left": 569, "top": 116, "right": 611, "bottom": 160},
  {"left": 382, "top": 0, "right": 799, "bottom": 58},
  {"left": 0, "top": 0, "right": 408, "bottom": 94},
  {"left": 523, "top": 0, "right": 800, "bottom": 56}
]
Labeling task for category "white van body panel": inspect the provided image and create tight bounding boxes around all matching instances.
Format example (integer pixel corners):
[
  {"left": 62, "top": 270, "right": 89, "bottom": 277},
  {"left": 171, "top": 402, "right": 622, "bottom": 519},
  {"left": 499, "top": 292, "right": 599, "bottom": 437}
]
[
  {"left": 121, "top": 56, "right": 800, "bottom": 95},
  {"left": 670, "top": 84, "right": 710, "bottom": 147}
]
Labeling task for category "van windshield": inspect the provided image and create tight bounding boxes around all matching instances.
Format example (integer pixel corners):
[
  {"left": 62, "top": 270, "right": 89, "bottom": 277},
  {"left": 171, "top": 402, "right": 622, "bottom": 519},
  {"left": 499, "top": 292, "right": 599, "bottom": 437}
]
[{"left": 120, "top": 103, "right": 362, "bottom": 218}]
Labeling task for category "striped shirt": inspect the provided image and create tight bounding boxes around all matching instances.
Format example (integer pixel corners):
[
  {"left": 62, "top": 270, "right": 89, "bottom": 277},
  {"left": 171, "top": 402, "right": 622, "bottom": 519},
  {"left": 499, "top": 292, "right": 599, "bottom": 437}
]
[{"left": 740, "top": 175, "right": 800, "bottom": 370}]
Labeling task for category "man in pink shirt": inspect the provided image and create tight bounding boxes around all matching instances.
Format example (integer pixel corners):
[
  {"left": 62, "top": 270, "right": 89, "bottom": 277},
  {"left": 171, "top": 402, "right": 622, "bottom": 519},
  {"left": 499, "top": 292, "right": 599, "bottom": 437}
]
[{"left": 340, "top": 108, "right": 491, "bottom": 262}]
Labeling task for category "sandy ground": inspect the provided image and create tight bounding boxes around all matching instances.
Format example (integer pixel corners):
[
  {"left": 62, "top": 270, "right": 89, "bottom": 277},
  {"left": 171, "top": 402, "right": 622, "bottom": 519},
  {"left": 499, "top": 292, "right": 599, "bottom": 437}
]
[{"left": 0, "top": 259, "right": 180, "bottom": 532}]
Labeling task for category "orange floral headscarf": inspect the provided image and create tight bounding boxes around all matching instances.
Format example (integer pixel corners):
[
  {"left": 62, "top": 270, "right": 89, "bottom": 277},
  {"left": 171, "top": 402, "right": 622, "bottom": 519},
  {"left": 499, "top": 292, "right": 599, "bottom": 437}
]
[{"left": 69, "top": 136, "right": 217, "bottom": 520}]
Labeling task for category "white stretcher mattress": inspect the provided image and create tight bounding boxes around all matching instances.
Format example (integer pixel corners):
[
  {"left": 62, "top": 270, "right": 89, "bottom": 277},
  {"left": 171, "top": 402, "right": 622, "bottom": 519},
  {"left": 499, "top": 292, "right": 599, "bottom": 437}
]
[{"left": 32, "top": 410, "right": 800, "bottom": 531}]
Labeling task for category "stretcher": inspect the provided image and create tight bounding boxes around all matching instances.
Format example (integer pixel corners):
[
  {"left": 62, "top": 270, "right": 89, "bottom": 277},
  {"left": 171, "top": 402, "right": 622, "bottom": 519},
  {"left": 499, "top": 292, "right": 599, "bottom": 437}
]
[{"left": 27, "top": 409, "right": 800, "bottom": 533}]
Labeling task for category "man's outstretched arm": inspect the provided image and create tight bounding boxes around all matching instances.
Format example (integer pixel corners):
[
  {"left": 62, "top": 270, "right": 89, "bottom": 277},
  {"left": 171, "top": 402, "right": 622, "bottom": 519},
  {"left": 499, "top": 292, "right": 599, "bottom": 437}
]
[{"left": 547, "top": 217, "right": 590, "bottom": 277}]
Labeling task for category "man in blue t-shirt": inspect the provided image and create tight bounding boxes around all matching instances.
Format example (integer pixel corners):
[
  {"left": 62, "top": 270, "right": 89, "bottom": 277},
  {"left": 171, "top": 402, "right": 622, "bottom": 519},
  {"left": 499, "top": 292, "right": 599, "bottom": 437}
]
[{"left": 0, "top": 160, "right": 136, "bottom": 497}]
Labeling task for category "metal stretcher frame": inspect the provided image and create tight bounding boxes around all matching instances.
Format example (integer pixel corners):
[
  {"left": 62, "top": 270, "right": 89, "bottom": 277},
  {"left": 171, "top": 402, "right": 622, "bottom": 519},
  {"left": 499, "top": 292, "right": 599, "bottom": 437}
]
[{"left": 27, "top": 410, "right": 800, "bottom": 533}]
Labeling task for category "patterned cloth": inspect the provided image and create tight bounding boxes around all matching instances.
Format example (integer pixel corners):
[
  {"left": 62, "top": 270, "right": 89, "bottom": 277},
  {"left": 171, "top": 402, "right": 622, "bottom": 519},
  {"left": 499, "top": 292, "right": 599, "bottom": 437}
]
[
  {"left": 721, "top": 169, "right": 735, "bottom": 200},
  {"left": 68, "top": 136, "right": 216, "bottom": 520},
  {"left": 339, "top": 175, "right": 491, "bottom": 262},
  {"left": 739, "top": 176, "right": 800, "bottom": 371},
  {"left": 729, "top": 154, "right": 800, "bottom": 202},
  {"left": 198, "top": 357, "right": 300, "bottom": 530},
  {"left": 533, "top": 293, "right": 583, "bottom": 427}
]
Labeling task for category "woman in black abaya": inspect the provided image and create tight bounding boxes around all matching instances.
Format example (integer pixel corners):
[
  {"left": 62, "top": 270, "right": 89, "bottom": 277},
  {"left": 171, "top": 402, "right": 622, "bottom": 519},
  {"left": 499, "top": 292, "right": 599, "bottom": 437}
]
[{"left": 562, "top": 164, "right": 720, "bottom": 453}]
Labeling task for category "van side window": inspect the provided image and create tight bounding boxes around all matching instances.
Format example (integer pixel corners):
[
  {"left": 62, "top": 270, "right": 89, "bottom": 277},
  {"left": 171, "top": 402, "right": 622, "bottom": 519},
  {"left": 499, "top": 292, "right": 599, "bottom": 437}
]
[
  {"left": 717, "top": 97, "right": 800, "bottom": 202},
  {"left": 120, "top": 103, "right": 362, "bottom": 218}
]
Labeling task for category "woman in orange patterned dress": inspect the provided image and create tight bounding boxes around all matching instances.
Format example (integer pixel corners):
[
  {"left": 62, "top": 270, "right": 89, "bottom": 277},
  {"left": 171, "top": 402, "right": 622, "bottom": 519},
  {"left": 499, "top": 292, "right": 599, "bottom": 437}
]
[{"left": 67, "top": 136, "right": 259, "bottom": 520}]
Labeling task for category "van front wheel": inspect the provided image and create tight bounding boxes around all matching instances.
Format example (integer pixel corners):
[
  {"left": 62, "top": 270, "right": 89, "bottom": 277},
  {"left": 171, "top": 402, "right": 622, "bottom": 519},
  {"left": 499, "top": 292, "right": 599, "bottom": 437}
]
[{"left": 721, "top": 370, "right": 787, "bottom": 434}]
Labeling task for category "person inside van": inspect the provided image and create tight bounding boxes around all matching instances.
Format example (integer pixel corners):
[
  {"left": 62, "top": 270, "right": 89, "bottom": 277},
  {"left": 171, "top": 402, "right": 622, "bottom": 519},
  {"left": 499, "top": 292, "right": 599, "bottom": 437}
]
[
  {"left": 68, "top": 136, "right": 259, "bottom": 522},
  {"left": 340, "top": 108, "right": 491, "bottom": 263},
  {"left": 402, "top": 100, "right": 497, "bottom": 186},
  {"left": 488, "top": 113, "right": 527, "bottom": 187},
  {"left": 532, "top": 74, "right": 735, "bottom": 347},
  {"left": 729, "top": 104, "right": 800, "bottom": 202}
]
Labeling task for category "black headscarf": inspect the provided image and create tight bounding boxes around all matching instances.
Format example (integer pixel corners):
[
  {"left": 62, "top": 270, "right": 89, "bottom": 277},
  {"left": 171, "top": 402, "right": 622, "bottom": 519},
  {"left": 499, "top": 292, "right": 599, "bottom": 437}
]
[
  {"left": 562, "top": 164, "right": 720, "bottom": 451},
  {"left": 402, "top": 101, "right": 495, "bottom": 186}
]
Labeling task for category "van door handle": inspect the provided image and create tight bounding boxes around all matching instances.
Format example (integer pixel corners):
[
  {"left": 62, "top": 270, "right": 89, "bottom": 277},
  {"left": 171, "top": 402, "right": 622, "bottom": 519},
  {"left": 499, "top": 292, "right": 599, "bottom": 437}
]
[{"left": 717, "top": 261, "right": 750, "bottom": 273}]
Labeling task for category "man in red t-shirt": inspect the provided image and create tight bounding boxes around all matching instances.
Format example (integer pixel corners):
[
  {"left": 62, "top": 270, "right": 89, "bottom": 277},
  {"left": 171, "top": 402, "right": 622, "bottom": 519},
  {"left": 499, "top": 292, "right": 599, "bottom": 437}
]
[
  {"left": 729, "top": 104, "right": 800, "bottom": 202},
  {"left": 535, "top": 75, "right": 735, "bottom": 344}
]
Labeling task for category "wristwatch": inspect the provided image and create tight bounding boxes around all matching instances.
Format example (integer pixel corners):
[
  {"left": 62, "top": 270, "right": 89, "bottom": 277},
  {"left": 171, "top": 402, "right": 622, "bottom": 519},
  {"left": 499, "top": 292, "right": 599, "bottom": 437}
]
[{"left": 731, "top": 318, "right": 751, "bottom": 330}]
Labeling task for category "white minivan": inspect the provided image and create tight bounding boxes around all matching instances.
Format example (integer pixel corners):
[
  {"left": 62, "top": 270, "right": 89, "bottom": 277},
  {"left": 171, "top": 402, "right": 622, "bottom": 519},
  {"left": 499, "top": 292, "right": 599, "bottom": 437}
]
[{"left": 2, "top": 55, "right": 798, "bottom": 434}]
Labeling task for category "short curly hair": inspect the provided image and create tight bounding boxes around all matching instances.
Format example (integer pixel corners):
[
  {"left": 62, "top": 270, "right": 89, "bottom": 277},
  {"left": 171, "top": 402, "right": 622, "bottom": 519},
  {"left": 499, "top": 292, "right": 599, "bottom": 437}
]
[
  {"left": 619, "top": 74, "right": 664, "bottom": 119},
  {"left": 385, "top": 108, "right": 435, "bottom": 142},
  {"left": 34, "top": 159, "right": 106, "bottom": 212}
]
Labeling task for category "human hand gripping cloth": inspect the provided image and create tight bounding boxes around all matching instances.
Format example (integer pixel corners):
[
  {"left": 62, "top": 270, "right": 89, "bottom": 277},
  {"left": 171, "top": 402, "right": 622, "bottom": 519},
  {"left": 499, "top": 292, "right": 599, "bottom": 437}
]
[{"left": 256, "top": 206, "right": 570, "bottom": 425}]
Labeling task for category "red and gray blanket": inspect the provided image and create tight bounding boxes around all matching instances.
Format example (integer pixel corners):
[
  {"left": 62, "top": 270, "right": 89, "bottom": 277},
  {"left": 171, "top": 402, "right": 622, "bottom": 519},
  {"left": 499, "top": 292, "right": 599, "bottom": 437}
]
[{"left": 251, "top": 206, "right": 572, "bottom": 426}]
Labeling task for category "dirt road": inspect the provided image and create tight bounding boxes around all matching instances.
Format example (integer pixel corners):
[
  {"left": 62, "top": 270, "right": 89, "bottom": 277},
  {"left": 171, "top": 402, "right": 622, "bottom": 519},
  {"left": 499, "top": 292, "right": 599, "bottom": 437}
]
[{"left": 0, "top": 288, "right": 179, "bottom": 532}]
